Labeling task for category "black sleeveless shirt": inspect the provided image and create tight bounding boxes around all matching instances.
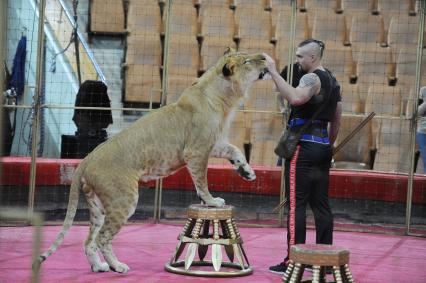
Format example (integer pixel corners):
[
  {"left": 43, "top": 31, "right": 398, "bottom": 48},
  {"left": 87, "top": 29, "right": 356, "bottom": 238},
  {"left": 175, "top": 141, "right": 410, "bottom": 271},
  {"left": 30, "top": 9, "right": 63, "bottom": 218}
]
[{"left": 290, "top": 69, "right": 341, "bottom": 122}]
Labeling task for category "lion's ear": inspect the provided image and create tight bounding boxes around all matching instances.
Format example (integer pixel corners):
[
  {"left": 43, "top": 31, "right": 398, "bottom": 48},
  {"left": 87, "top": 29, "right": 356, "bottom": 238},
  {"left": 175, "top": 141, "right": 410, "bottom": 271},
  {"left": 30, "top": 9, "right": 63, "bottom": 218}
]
[
  {"left": 222, "top": 61, "right": 234, "bottom": 77},
  {"left": 224, "top": 47, "right": 236, "bottom": 55}
]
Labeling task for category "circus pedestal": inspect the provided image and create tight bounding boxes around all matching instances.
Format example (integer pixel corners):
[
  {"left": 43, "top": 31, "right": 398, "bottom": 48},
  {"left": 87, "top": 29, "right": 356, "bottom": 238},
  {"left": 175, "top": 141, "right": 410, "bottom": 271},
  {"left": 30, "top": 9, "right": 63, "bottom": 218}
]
[{"left": 164, "top": 204, "right": 253, "bottom": 277}]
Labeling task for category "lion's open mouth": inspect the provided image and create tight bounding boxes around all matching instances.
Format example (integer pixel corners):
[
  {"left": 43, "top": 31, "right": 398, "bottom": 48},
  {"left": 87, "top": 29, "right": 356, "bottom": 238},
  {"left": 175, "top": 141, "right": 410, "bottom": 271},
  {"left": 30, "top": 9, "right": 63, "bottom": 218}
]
[{"left": 259, "top": 68, "right": 270, "bottom": 80}]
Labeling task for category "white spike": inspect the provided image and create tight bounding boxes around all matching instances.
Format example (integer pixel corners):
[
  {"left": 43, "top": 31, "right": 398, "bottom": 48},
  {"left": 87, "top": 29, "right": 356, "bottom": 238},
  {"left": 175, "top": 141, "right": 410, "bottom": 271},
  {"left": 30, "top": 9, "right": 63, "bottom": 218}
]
[
  {"left": 184, "top": 243, "right": 197, "bottom": 270},
  {"left": 211, "top": 244, "right": 222, "bottom": 271}
]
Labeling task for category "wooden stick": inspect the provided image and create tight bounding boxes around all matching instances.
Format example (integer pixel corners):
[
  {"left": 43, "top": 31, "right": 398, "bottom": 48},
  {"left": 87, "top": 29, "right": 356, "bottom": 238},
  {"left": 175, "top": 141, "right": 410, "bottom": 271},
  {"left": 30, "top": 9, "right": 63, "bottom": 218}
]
[{"left": 333, "top": 112, "right": 375, "bottom": 155}]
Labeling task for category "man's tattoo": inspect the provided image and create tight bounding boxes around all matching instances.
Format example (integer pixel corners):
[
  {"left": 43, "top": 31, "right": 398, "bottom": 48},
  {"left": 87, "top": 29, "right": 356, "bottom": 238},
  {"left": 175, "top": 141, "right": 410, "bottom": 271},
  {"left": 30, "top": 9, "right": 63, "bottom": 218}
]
[{"left": 299, "top": 73, "right": 319, "bottom": 88}]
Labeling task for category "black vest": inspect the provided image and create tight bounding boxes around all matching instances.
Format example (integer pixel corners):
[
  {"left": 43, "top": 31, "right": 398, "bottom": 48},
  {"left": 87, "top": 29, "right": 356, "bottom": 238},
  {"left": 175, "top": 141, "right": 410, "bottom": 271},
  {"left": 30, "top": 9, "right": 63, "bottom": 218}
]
[{"left": 291, "top": 69, "right": 341, "bottom": 122}]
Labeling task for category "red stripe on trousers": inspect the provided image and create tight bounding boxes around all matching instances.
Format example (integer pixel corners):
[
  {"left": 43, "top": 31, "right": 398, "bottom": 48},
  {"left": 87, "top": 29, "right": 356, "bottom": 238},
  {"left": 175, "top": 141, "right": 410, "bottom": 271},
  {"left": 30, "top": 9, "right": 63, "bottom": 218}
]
[{"left": 289, "top": 145, "right": 301, "bottom": 247}]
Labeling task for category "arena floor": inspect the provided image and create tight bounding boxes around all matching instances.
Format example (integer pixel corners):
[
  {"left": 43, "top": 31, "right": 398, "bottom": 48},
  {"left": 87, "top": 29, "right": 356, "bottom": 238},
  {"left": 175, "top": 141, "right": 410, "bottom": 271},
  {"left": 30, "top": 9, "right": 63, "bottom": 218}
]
[{"left": 0, "top": 223, "right": 425, "bottom": 283}]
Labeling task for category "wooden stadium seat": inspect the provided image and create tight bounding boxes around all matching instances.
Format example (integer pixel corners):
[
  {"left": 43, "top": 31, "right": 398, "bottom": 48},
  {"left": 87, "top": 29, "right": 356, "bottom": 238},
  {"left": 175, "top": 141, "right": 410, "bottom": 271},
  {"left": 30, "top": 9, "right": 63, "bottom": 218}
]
[
  {"left": 304, "top": 0, "right": 343, "bottom": 13},
  {"left": 199, "top": 2, "right": 235, "bottom": 40},
  {"left": 167, "top": 35, "right": 200, "bottom": 77},
  {"left": 273, "top": 5, "right": 310, "bottom": 42},
  {"left": 198, "top": 2, "right": 236, "bottom": 72},
  {"left": 340, "top": 83, "right": 363, "bottom": 114},
  {"left": 127, "top": 0, "right": 162, "bottom": 35},
  {"left": 404, "top": 88, "right": 416, "bottom": 118},
  {"left": 124, "top": 64, "right": 162, "bottom": 104},
  {"left": 355, "top": 45, "right": 395, "bottom": 87},
  {"left": 89, "top": 0, "right": 125, "bottom": 34},
  {"left": 234, "top": 3, "right": 274, "bottom": 45},
  {"left": 395, "top": 49, "right": 417, "bottom": 90},
  {"left": 377, "top": 0, "right": 417, "bottom": 16},
  {"left": 372, "top": 117, "right": 411, "bottom": 173},
  {"left": 364, "top": 85, "right": 402, "bottom": 116},
  {"left": 388, "top": 15, "right": 420, "bottom": 50},
  {"left": 349, "top": 14, "right": 387, "bottom": 48},
  {"left": 246, "top": 80, "right": 278, "bottom": 112},
  {"left": 249, "top": 113, "right": 283, "bottom": 166},
  {"left": 165, "top": 75, "right": 197, "bottom": 104},
  {"left": 125, "top": 33, "right": 162, "bottom": 66},
  {"left": 238, "top": 41, "right": 275, "bottom": 59},
  {"left": 200, "top": 39, "right": 236, "bottom": 72},
  {"left": 333, "top": 115, "right": 373, "bottom": 170},
  {"left": 322, "top": 45, "right": 355, "bottom": 84},
  {"left": 311, "top": 11, "right": 350, "bottom": 46},
  {"left": 165, "top": 0, "right": 198, "bottom": 37},
  {"left": 341, "top": 0, "right": 376, "bottom": 14}
]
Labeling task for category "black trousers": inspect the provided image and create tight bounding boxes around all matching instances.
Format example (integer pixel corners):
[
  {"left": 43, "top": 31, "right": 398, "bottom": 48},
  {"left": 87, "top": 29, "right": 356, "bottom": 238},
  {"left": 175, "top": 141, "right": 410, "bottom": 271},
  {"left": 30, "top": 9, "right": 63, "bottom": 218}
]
[{"left": 283, "top": 141, "right": 334, "bottom": 263}]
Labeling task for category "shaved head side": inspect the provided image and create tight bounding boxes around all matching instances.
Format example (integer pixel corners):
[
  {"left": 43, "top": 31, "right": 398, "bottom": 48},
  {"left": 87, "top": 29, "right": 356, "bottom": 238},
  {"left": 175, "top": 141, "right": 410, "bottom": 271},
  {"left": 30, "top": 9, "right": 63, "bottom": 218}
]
[{"left": 298, "top": 39, "right": 325, "bottom": 59}]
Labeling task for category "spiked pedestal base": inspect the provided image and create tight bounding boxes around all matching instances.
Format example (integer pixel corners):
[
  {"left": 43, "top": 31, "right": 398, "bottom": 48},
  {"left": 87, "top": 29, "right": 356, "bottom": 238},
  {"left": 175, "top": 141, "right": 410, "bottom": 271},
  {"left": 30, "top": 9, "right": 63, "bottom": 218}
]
[{"left": 164, "top": 204, "right": 253, "bottom": 277}]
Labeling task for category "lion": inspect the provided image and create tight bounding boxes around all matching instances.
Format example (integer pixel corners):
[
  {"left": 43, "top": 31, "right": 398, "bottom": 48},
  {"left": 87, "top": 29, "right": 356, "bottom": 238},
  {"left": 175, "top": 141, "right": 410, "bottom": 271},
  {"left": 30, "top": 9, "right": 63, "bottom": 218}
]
[{"left": 33, "top": 48, "right": 269, "bottom": 274}]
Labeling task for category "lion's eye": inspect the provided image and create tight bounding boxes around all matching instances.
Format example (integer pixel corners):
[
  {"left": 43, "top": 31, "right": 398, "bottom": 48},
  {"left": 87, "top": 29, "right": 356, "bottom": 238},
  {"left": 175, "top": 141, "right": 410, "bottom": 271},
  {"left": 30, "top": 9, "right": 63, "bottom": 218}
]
[{"left": 243, "top": 59, "right": 251, "bottom": 64}]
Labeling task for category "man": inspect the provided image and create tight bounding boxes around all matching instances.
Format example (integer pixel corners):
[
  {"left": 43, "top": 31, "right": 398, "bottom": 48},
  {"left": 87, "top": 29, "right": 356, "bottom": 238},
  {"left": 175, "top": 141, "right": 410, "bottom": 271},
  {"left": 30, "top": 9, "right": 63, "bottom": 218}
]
[{"left": 263, "top": 38, "right": 342, "bottom": 275}]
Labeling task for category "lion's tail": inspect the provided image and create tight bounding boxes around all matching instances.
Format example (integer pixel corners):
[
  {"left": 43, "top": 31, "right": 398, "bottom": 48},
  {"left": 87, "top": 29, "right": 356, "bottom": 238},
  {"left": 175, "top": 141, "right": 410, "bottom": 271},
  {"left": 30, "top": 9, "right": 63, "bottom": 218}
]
[{"left": 32, "top": 165, "right": 84, "bottom": 272}]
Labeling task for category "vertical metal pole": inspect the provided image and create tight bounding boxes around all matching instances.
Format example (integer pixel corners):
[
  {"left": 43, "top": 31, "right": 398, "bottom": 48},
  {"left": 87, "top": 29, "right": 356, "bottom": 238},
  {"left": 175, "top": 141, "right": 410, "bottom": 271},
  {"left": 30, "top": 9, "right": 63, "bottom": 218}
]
[
  {"left": 160, "top": 0, "right": 172, "bottom": 106},
  {"left": 278, "top": 0, "right": 297, "bottom": 227},
  {"left": 153, "top": 178, "right": 163, "bottom": 223},
  {"left": 406, "top": 0, "right": 425, "bottom": 235},
  {"left": 154, "top": 0, "right": 171, "bottom": 222},
  {"left": 30, "top": 213, "right": 43, "bottom": 283},
  {"left": 28, "top": 0, "right": 46, "bottom": 223}
]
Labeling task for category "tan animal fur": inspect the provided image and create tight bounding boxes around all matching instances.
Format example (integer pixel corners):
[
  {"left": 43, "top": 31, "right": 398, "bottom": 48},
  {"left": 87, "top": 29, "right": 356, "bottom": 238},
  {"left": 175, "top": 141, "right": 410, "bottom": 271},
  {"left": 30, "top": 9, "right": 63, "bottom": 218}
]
[{"left": 33, "top": 48, "right": 269, "bottom": 273}]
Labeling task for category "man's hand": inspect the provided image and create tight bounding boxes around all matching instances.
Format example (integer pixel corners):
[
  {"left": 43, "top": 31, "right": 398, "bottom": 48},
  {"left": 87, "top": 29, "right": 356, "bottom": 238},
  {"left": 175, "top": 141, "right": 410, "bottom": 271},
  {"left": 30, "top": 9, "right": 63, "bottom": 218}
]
[{"left": 262, "top": 53, "right": 278, "bottom": 75}]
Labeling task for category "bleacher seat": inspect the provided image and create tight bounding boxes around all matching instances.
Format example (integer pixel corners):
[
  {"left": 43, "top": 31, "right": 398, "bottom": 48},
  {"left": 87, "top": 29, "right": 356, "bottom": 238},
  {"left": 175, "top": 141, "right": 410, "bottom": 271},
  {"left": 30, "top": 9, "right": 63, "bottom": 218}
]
[
  {"left": 341, "top": 0, "right": 376, "bottom": 14},
  {"left": 124, "top": 64, "right": 162, "bottom": 104},
  {"left": 340, "top": 83, "right": 363, "bottom": 114},
  {"left": 167, "top": 35, "right": 200, "bottom": 77},
  {"left": 246, "top": 80, "right": 278, "bottom": 112},
  {"left": 89, "top": 0, "right": 125, "bottom": 34},
  {"left": 249, "top": 113, "right": 282, "bottom": 166},
  {"left": 372, "top": 117, "right": 411, "bottom": 172},
  {"left": 364, "top": 85, "right": 402, "bottom": 116},
  {"left": 395, "top": 49, "right": 417, "bottom": 90},
  {"left": 165, "top": 75, "right": 197, "bottom": 104},
  {"left": 311, "top": 11, "right": 350, "bottom": 46},
  {"left": 349, "top": 14, "right": 387, "bottom": 48},
  {"left": 355, "top": 45, "right": 395, "bottom": 88},
  {"left": 234, "top": 3, "right": 275, "bottom": 53},
  {"left": 322, "top": 45, "right": 355, "bottom": 84},
  {"left": 273, "top": 7, "right": 310, "bottom": 68},
  {"left": 388, "top": 14, "right": 420, "bottom": 51},
  {"left": 200, "top": 40, "right": 237, "bottom": 72},
  {"left": 199, "top": 2, "right": 235, "bottom": 40},
  {"left": 333, "top": 115, "right": 373, "bottom": 170},
  {"left": 166, "top": 0, "right": 198, "bottom": 37},
  {"left": 127, "top": 1, "right": 162, "bottom": 35},
  {"left": 126, "top": 33, "right": 162, "bottom": 66},
  {"left": 198, "top": 2, "right": 236, "bottom": 72},
  {"left": 304, "top": 0, "right": 343, "bottom": 13},
  {"left": 377, "top": 0, "right": 417, "bottom": 16}
]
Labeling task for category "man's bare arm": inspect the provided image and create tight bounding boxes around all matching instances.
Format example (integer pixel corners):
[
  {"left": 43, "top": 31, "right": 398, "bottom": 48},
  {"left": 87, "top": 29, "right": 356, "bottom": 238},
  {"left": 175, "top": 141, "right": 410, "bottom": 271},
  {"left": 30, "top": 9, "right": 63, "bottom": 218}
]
[{"left": 264, "top": 53, "right": 321, "bottom": 106}]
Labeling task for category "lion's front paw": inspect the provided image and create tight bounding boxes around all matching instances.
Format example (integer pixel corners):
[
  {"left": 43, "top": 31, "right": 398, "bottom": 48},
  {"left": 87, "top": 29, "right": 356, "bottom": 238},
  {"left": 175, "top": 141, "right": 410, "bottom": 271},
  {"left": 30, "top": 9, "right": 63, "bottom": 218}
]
[
  {"left": 110, "top": 262, "right": 130, "bottom": 274},
  {"left": 237, "top": 164, "right": 256, "bottom": 181},
  {"left": 91, "top": 262, "right": 110, "bottom": 272},
  {"left": 205, "top": 197, "right": 225, "bottom": 207}
]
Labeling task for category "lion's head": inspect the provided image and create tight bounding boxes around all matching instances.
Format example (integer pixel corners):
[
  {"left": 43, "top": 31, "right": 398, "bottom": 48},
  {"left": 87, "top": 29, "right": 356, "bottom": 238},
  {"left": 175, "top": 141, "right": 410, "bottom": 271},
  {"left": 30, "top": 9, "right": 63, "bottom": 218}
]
[{"left": 220, "top": 48, "right": 269, "bottom": 86}]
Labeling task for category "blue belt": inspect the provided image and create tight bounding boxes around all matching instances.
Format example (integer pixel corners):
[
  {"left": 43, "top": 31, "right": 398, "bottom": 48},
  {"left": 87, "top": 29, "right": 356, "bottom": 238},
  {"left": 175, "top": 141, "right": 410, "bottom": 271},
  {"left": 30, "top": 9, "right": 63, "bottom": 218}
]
[
  {"left": 289, "top": 118, "right": 325, "bottom": 127},
  {"left": 300, "top": 134, "right": 329, "bottom": 144}
]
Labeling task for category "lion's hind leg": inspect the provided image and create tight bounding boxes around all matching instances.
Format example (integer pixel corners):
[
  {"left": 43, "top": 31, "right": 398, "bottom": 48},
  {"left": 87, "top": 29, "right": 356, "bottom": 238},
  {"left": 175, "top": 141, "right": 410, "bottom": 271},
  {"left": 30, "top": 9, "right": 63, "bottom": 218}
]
[
  {"left": 96, "top": 179, "right": 139, "bottom": 274},
  {"left": 83, "top": 183, "right": 109, "bottom": 272}
]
